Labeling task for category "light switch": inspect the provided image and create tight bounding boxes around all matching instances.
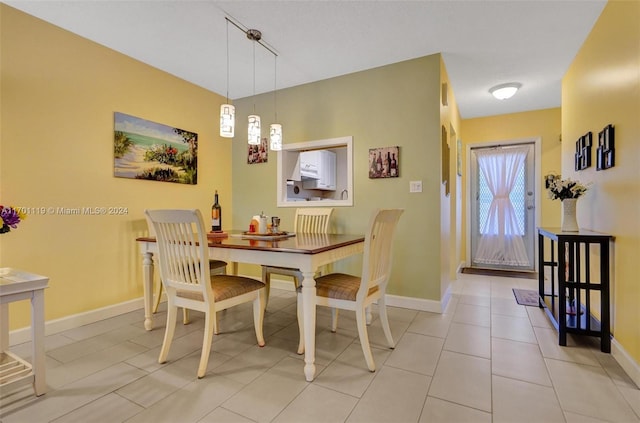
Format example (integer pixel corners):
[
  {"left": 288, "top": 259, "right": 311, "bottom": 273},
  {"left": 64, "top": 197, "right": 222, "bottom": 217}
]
[{"left": 410, "top": 180, "right": 422, "bottom": 193}]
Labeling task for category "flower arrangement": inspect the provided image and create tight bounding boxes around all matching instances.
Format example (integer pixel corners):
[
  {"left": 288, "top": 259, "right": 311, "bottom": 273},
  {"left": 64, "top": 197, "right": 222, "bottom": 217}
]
[
  {"left": 546, "top": 176, "right": 590, "bottom": 201},
  {"left": 0, "top": 205, "right": 26, "bottom": 234}
]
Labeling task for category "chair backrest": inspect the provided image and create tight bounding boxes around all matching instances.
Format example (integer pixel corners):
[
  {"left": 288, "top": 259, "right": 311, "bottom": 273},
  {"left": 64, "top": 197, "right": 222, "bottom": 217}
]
[
  {"left": 144, "top": 209, "right": 213, "bottom": 303},
  {"left": 358, "top": 209, "right": 404, "bottom": 300},
  {"left": 294, "top": 208, "right": 334, "bottom": 233}
]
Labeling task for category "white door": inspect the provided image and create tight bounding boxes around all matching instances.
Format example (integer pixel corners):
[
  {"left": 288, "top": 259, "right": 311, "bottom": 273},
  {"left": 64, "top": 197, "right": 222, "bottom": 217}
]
[{"left": 470, "top": 142, "right": 536, "bottom": 271}]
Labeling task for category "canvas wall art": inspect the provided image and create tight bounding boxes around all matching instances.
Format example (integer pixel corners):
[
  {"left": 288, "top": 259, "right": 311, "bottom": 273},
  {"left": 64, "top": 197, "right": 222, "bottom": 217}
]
[
  {"left": 248, "top": 137, "right": 268, "bottom": 164},
  {"left": 114, "top": 112, "right": 198, "bottom": 184},
  {"left": 369, "top": 146, "right": 399, "bottom": 178}
]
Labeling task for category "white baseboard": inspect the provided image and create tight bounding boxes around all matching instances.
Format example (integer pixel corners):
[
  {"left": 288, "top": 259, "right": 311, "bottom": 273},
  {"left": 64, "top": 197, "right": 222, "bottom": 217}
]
[
  {"left": 9, "top": 297, "right": 145, "bottom": 347},
  {"left": 612, "top": 337, "right": 640, "bottom": 389}
]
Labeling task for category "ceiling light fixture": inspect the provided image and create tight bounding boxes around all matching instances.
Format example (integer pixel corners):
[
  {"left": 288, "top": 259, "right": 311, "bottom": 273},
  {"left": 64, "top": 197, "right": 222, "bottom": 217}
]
[
  {"left": 489, "top": 82, "right": 522, "bottom": 100},
  {"left": 269, "top": 55, "right": 282, "bottom": 151},
  {"left": 219, "top": 19, "right": 235, "bottom": 138}
]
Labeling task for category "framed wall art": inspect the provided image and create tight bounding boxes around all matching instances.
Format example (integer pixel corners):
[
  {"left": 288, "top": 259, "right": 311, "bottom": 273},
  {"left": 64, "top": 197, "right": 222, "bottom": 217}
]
[
  {"left": 113, "top": 112, "right": 198, "bottom": 184},
  {"left": 596, "top": 124, "right": 615, "bottom": 170},
  {"left": 248, "top": 137, "right": 269, "bottom": 164},
  {"left": 369, "top": 146, "right": 399, "bottom": 179},
  {"left": 574, "top": 132, "right": 592, "bottom": 171}
]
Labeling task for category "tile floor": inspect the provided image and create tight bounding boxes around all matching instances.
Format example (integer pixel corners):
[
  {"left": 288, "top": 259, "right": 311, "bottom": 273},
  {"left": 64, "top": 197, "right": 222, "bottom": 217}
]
[{"left": 2, "top": 273, "right": 639, "bottom": 422}]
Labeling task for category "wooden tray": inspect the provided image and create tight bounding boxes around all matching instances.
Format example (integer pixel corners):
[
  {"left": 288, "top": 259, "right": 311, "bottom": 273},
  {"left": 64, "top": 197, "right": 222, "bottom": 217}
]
[{"left": 232, "top": 232, "right": 295, "bottom": 240}]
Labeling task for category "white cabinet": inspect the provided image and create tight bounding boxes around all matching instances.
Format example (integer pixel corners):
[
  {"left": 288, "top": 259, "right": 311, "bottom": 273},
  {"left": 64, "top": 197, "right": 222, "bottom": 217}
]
[{"left": 302, "top": 150, "right": 336, "bottom": 191}]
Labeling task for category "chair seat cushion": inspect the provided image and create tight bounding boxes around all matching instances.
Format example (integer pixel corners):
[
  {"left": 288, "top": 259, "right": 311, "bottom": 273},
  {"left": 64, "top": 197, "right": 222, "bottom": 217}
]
[
  {"left": 177, "top": 275, "right": 264, "bottom": 302},
  {"left": 313, "top": 273, "right": 379, "bottom": 301},
  {"left": 209, "top": 260, "right": 228, "bottom": 269}
]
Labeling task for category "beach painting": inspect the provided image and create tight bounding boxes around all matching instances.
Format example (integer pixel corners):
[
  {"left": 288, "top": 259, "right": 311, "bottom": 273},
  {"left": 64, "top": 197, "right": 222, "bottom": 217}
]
[{"left": 114, "top": 112, "right": 198, "bottom": 184}]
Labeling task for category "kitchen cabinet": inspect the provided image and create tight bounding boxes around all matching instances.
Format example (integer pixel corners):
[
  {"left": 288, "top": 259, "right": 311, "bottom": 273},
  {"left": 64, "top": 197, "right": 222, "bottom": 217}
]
[{"left": 302, "top": 150, "right": 336, "bottom": 191}]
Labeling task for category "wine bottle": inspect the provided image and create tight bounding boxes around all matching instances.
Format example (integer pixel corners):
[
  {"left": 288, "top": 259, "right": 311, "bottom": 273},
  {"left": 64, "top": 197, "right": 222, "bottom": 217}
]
[{"left": 211, "top": 190, "right": 222, "bottom": 232}]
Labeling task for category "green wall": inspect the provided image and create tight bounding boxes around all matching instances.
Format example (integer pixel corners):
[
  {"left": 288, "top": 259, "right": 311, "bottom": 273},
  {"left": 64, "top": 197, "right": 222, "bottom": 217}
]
[{"left": 231, "top": 55, "right": 445, "bottom": 301}]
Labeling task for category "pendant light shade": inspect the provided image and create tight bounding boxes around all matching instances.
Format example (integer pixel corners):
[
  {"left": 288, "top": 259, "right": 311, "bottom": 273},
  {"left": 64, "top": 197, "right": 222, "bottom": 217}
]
[
  {"left": 269, "top": 123, "right": 282, "bottom": 151},
  {"left": 269, "top": 55, "right": 282, "bottom": 151},
  {"left": 220, "top": 104, "right": 235, "bottom": 137},
  {"left": 248, "top": 115, "right": 261, "bottom": 145},
  {"left": 220, "top": 19, "right": 234, "bottom": 138}
]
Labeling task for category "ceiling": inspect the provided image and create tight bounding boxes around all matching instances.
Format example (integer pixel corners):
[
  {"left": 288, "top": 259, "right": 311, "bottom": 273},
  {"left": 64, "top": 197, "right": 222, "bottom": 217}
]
[{"left": 5, "top": 0, "right": 607, "bottom": 119}]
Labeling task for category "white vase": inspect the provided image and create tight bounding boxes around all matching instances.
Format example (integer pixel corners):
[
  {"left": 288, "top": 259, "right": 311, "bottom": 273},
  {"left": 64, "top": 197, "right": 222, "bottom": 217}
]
[{"left": 561, "top": 198, "right": 579, "bottom": 232}]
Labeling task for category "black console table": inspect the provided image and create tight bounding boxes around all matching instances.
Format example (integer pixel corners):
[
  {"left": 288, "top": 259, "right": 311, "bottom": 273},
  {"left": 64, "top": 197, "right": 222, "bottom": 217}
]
[{"left": 537, "top": 227, "right": 613, "bottom": 353}]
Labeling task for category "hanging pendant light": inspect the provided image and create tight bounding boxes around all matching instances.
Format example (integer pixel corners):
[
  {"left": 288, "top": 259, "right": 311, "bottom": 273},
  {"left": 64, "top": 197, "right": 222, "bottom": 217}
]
[
  {"left": 220, "top": 19, "right": 234, "bottom": 138},
  {"left": 247, "top": 29, "right": 261, "bottom": 145},
  {"left": 269, "top": 55, "right": 282, "bottom": 151}
]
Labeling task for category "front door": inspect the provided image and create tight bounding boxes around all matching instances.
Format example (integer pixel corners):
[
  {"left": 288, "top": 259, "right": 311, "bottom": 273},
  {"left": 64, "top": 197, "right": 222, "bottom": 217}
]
[{"left": 469, "top": 142, "right": 536, "bottom": 271}]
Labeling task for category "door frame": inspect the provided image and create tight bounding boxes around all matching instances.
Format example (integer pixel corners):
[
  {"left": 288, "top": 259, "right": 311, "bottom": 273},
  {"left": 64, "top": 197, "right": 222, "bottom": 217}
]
[{"left": 464, "top": 137, "right": 542, "bottom": 272}]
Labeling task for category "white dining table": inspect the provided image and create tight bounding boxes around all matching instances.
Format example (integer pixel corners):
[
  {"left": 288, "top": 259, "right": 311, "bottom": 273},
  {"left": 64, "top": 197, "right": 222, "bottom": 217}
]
[{"left": 136, "top": 231, "right": 364, "bottom": 381}]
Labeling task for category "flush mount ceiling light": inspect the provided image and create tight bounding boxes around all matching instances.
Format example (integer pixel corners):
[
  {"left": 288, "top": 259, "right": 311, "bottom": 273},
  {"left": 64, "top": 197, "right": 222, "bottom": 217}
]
[{"left": 489, "top": 82, "right": 522, "bottom": 100}]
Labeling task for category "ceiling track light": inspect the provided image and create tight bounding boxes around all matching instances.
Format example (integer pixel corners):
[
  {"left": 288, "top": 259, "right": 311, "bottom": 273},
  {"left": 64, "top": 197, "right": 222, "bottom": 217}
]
[
  {"left": 223, "top": 17, "right": 280, "bottom": 147},
  {"left": 489, "top": 82, "right": 522, "bottom": 100}
]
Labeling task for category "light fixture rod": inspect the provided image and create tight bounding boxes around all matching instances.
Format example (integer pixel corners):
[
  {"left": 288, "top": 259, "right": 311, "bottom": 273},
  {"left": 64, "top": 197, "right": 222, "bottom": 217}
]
[{"left": 225, "top": 17, "right": 278, "bottom": 57}]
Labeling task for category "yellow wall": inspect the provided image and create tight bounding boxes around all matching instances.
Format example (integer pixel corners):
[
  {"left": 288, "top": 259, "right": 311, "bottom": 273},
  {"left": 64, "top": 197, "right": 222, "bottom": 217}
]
[
  {"left": 231, "top": 55, "right": 450, "bottom": 302},
  {"left": 461, "top": 108, "right": 563, "bottom": 262},
  {"left": 440, "top": 59, "right": 462, "bottom": 293},
  {"left": 562, "top": 0, "right": 640, "bottom": 365},
  {"left": 0, "top": 5, "right": 232, "bottom": 329}
]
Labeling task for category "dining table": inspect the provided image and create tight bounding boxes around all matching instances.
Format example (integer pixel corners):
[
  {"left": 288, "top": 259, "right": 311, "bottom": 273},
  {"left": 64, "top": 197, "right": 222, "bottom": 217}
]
[{"left": 136, "top": 231, "right": 365, "bottom": 381}]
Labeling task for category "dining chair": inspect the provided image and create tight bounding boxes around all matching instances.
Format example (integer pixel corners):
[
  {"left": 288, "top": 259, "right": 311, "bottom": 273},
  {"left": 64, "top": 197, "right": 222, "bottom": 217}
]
[
  {"left": 145, "top": 209, "right": 266, "bottom": 378},
  {"left": 296, "top": 208, "right": 403, "bottom": 371},
  {"left": 261, "top": 207, "right": 334, "bottom": 305}
]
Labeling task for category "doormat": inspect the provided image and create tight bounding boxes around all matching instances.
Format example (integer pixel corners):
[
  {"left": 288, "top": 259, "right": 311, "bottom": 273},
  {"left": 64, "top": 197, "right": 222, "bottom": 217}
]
[
  {"left": 512, "top": 289, "right": 539, "bottom": 306},
  {"left": 461, "top": 267, "right": 537, "bottom": 280}
]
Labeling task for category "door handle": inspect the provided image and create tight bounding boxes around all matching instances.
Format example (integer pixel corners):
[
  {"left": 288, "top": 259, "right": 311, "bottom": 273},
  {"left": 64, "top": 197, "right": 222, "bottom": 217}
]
[{"left": 527, "top": 205, "right": 534, "bottom": 210}]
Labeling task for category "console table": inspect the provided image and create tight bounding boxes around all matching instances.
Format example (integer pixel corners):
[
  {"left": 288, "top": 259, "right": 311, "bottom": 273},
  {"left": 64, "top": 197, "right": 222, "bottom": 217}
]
[
  {"left": 0, "top": 268, "right": 49, "bottom": 396},
  {"left": 537, "top": 227, "right": 613, "bottom": 352}
]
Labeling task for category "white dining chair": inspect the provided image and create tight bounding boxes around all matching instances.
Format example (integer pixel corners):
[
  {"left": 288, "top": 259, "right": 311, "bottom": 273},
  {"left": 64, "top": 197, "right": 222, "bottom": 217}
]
[
  {"left": 296, "top": 208, "right": 403, "bottom": 371},
  {"left": 145, "top": 209, "right": 266, "bottom": 378},
  {"left": 261, "top": 207, "right": 334, "bottom": 304}
]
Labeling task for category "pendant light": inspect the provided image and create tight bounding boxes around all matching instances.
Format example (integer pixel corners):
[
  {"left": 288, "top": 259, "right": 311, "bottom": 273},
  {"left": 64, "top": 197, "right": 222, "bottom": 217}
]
[
  {"left": 247, "top": 29, "right": 261, "bottom": 145},
  {"left": 269, "top": 55, "right": 282, "bottom": 151},
  {"left": 220, "top": 19, "right": 234, "bottom": 138}
]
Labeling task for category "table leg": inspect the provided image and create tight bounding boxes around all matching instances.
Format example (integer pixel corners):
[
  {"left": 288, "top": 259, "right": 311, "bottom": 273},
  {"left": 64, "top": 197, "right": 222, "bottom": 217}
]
[
  {"left": 0, "top": 301, "right": 8, "bottom": 353},
  {"left": 31, "top": 289, "right": 47, "bottom": 396},
  {"left": 142, "top": 251, "right": 155, "bottom": 331},
  {"left": 301, "top": 270, "right": 317, "bottom": 382}
]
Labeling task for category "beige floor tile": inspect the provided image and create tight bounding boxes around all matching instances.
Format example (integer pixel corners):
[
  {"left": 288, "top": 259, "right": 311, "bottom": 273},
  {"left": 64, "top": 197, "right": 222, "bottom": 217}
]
[
  {"left": 534, "top": 326, "right": 600, "bottom": 366},
  {"left": 272, "top": 383, "right": 358, "bottom": 423},
  {"left": 407, "top": 311, "right": 453, "bottom": 338},
  {"left": 314, "top": 344, "right": 385, "bottom": 398},
  {"left": 491, "top": 313, "right": 537, "bottom": 344},
  {"left": 222, "top": 357, "right": 309, "bottom": 423},
  {"left": 386, "top": 332, "right": 444, "bottom": 375},
  {"left": 443, "top": 322, "right": 491, "bottom": 358},
  {"left": 126, "top": 374, "right": 245, "bottom": 423},
  {"left": 492, "top": 337, "right": 552, "bottom": 386},
  {"left": 428, "top": 350, "right": 492, "bottom": 412},
  {"left": 619, "top": 386, "right": 640, "bottom": 419},
  {"left": 200, "top": 407, "right": 255, "bottom": 422},
  {"left": 564, "top": 411, "right": 611, "bottom": 422},
  {"left": 346, "top": 366, "right": 431, "bottom": 423},
  {"left": 492, "top": 375, "right": 565, "bottom": 423},
  {"left": 458, "top": 293, "right": 491, "bottom": 307},
  {"left": 50, "top": 393, "right": 143, "bottom": 423},
  {"left": 526, "top": 305, "right": 555, "bottom": 329},
  {"left": 491, "top": 296, "right": 529, "bottom": 317},
  {"left": 545, "top": 358, "right": 639, "bottom": 422},
  {"left": 2, "top": 363, "right": 147, "bottom": 423},
  {"left": 452, "top": 303, "right": 491, "bottom": 327},
  {"left": 419, "top": 396, "right": 491, "bottom": 423}
]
